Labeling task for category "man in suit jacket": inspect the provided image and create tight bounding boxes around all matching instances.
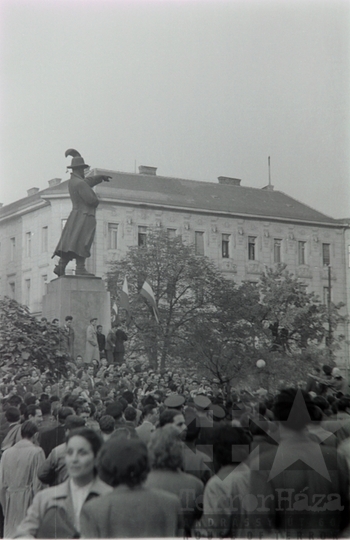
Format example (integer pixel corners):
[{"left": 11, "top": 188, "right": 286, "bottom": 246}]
[
  {"left": 114, "top": 324, "right": 128, "bottom": 365},
  {"left": 60, "top": 316, "right": 75, "bottom": 359}
]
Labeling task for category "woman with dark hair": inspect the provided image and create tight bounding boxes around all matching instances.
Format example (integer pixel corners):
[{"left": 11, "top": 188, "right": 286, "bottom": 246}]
[
  {"left": 14, "top": 427, "right": 112, "bottom": 538},
  {"left": 145, "top": 424, "right": 204, "bottom": 536},
  {"left": 80, "top": 436, "right": 180, "bottom": 538}
]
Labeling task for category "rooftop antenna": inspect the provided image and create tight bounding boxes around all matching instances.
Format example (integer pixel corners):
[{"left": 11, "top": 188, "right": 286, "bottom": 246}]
[
  {"left": 134, "top": 159, "right": 137, "bottom": 173},
  {"left": 268, "top": 156, "right": 271, "bottom": 187}
]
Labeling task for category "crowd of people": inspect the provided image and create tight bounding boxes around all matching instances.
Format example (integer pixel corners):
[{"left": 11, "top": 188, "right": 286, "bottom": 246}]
[{"left": 0, "top": 353, "right": 349, "bottom": 538}]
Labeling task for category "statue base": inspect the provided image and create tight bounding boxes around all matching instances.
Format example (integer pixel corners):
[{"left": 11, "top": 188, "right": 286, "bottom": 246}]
[{"left": 42, "top": 275, "right": 111, "bottom": 361}]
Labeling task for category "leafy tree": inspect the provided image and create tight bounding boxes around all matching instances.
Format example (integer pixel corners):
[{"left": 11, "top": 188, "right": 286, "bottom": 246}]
[
  {"left": 0, "top": 296, "right": 69, "bottom": 377},
  {"left": 257, "top": 264, "right": 346, "bottom": 354},
  {"left": 107, "top": 229, "right": 229, "bottom": 370},
  {"left": 107, "top": 234, "right": 346, "bottom": 390}
]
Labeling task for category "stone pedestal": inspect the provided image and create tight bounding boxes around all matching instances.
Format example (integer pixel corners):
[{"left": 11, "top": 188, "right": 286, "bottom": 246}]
[{"left": 42, "top": 276, "right": 111, "bottom": 360}]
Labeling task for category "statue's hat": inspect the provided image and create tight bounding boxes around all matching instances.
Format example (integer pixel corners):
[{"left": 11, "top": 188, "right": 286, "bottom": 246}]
[{"left": 65, "top": 148, "right": 90, "bottom": 169}]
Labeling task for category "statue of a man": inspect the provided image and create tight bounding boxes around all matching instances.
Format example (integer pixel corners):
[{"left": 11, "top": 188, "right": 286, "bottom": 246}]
[{"left": 52, "top": 149, "right": 111, "bottom": 277}]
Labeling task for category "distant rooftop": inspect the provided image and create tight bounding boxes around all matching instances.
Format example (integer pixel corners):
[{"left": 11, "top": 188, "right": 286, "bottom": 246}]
[{"left": 0, "top": 167, "right": 342, "bottom": 227}]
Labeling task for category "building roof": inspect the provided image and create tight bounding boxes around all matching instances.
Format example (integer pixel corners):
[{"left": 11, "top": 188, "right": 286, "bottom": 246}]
[{"left": 0, "top": 168, "right": 343, "bottom": 227}]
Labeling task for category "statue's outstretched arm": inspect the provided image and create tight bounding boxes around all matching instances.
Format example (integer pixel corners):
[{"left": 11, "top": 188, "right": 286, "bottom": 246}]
[{"left": 85, "top": 175, "right": 112, "bottom": 188}]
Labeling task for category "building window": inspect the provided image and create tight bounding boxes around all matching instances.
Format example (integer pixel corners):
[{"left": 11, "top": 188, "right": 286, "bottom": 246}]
[
  {"left": 138, "top": 226, "right": 147, "bottom": 247},
  {"left": 25, "top": 232, "right": 32, "bottom": 257},
  {"left": 8, "top": 281, "right": 15, "bottom": 299},
  {"left": 167, "top": 228, "right": 176, "bottom": 239},
  {"left": 195, "top": 231, "right": 204, "bottom": 256},
  {"left": 298, "top": 241, "right": 306, "bottom": 265},
  {"left": 322, "top": 243, "right": 330, "bottom": 266},
  {"left": 323, "top": 286, "right": 330, "bottom": 307},
  {"left": 41, "top": 275, "right": 48, "bottom": 296},
  {"left": 248, "top": 237, "right": 256, "bottom": 261},
  {"left": 10, "top": 237, "right": 16, "bottom": 261},
  {"left": 222, "top": 234, "right": 230, "bottom": 258},
  {"left": 41, "top": 226, "right": 48, "bottom": 252},
  {"left": 107, "top": 223, "right": 118, "bottom": 250},
  {"left": 274, "top": 239, "right": 282, "bottom": 263},
  {"left": 24, "top": 279, "right": 31, "bottom": 307}
]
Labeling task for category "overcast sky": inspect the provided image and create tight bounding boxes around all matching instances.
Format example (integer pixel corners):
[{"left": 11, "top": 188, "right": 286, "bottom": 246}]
[{"left": 0, "top": 0, "right": 349, "bottom": 219}]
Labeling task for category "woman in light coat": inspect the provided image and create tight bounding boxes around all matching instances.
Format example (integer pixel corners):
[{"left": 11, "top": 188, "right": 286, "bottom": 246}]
[
  {"left": 14, "top": 427, "right": 112, "bottom": 538},
  {"left": 0, "top": 421, "right": 45, "bottom": 538},
  {"left": 85, "top": 318, "right": 100, "bottom": 364}
]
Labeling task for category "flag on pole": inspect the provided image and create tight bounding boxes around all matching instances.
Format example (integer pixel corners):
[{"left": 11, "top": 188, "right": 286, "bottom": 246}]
[
  {"left": 140, "top": 279, "right": 159, "bottom": 323},
  {"left": 111, "top": 302, "right": 118, "bottom": 324},
  {"left": 120, "top": 276, "right": 131, "bottom": 324}
]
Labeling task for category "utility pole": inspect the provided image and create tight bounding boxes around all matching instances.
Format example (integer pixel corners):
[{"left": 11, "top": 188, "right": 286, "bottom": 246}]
[{"left": 328, "top": 264, "right": 332, "bottom": 354}]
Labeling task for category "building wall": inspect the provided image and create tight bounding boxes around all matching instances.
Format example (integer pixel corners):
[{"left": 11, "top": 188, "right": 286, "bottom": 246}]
[{"left": 0, "top": 194, "right": 348, "bottom": 366}]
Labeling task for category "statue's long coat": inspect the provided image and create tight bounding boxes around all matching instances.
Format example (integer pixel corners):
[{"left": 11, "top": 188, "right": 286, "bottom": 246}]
[{"left": 53, "top": 173, "right": 102, "bottom": 259}]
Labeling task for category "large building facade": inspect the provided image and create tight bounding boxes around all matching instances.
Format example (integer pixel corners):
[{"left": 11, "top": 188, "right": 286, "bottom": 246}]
[{"left": 1, "top": 166, "right": 349, "bottom": 369}]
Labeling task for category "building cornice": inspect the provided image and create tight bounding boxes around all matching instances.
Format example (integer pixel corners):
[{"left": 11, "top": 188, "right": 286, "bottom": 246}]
[
  {"left": 97, "top": 197, "right": 348, "bottom": 230},
  {"left": 0, "top": 200, "right": 50, "bottom": 223}
]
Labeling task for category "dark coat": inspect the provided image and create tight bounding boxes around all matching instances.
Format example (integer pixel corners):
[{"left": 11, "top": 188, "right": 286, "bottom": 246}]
[
  {"left": 39, "top": 423, "right": 66, "bottom": 458},
  {"left": 80, "top": 485, "right": 180, "bottom": 538},
  {"left": 115, "top": 329, "right": 128, "bottom": 353},
  {"left": 53, "top": 173, "right": 102, "bottom": 259}
]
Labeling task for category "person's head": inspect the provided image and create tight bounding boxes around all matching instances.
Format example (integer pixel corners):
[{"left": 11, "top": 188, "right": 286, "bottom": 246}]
[
  {"left": 122, "top": 391, "right": 134, "bottom": 405},
  {"left": 65, "top": 428, "right": 103, "bottom": 485},
  {"left": 90, "top": 318, "right": 97, "bottom": 328},
  {"left": 5, "top": 406, "right": 20, "bottom": 424},
  {"left": 21, "top": 420, "right": 39, "bottom": 441},
  {"left": 64, "top": 414, "right": 86, "bottom": 433},
  {"left": 332, "top": 367, "right": 343, "bottom": 379},
  {"left": 272, "top": 388, "right": 315, "bottom": 431},
  {"left": 101, "top": 357, "right": 108, "bottom": 367},
  {"left": 148, "top": 425, "right": 183, "bottom": 471},
  {"left": 6, "top": 395, "right": 22, "bottom": 408},
  {"left": 24, "top": 393, "right": 37, "bottom": 406},
  {"left": 76, "top": 355, "right": 84, "bottom": 367},
  {"left": 105, "top": 371, "right": 114, "bottom": 383},
  {"left": 105, "top": 402, "right": 123, "bottom": 423},
  {"left": 142, "top": 404, "right": 159, "bottom": 425},
  {"left": 97, "top": 325, "right": 103, "bottom": 334},
  {"left": 337, "top": 396, "right": 350, "bottom": 412},
  {"left": 124, "top": 406, "right": 137, "bottom": 423},
  {"left": 75, "top": 400, "right": 91, "bottom": 419},
  {"left": 52, "top": 318, "right": 59, "bottom": 326},
  {"left": 86, "top": 365, "right": 94, "bottom": 377},
  {"left": 209, "top": 425, "right": 251, "bottom": 472},
  {"left": 98, "top": 437, "right": 149, "bottom": 488},
  {"left": 26, "top": 404, "right": 43, "bottom": 426},
  {"left": 159, "top": 409, "right": 187, "bottom": 440},
  {"left": 322, "top": 365, "right": 333, "bottom": 376},
  {"left": 65, "top": 316, "right": 73, "bottom": 327},
  {"left": 39, "top": 400, "right": 51, "bottom": 417},
  {"left": 99, "top": 415, "right": 115, "bottom": 440},
  {"left": 58, "top": 406, "right": 75, "bottom": 425}
]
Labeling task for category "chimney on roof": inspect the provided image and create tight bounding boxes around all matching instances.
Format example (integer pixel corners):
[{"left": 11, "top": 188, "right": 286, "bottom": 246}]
[
  {"left": 27, "top": 187, "right": 40, "bottom": 197},
  {"left": 218, "top": 176, "right": 241, "bottom": 186},
  {"left": 262, "top": 185, "right": 274, "bottom": 191},
  {"left": 48, "top": 178, "right": 62, "bottom": 188},
  {"left": 138, "top": 165, "right": 157, "bottom": 176}
]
